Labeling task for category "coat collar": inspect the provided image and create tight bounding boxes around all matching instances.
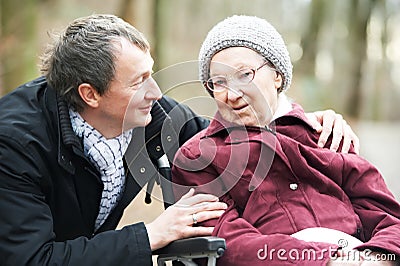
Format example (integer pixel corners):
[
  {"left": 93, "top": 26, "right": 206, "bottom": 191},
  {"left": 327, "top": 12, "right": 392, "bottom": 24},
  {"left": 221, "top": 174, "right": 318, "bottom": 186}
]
[
  {"left": 203, "top": 102, "right": 314, "bottom": 139},
  {"left": 39, "top": 81, "right": 87, "bottom": 175},
  {"left": 200, "top": 103, "right": 315, "bottom": 187}
]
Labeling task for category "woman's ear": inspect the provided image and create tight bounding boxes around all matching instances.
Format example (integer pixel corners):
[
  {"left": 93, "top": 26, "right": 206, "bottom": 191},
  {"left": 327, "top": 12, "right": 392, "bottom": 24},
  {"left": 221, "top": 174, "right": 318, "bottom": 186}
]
[
  {"left": 274, "top": 72, "right": 283, "bottom": 91},
  {"left": 77, "top": 83, "right": 101, "bottom": 108}
]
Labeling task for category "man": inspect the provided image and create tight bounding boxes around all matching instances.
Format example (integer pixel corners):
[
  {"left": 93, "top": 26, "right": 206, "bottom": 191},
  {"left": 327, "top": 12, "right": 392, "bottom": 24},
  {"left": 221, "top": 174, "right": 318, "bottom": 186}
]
[{"left": 0, "top": 14, "right": 358, "bottom": 265}]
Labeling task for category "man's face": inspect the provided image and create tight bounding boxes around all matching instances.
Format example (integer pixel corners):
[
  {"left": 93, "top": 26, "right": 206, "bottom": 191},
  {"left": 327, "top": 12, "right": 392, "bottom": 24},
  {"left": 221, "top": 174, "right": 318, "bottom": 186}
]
[
  {"left": 209, "top": 47, "right": 282, "bottom": 127},
  {"left": 98, "top": 38, "right": 162, "bottom": 135}
]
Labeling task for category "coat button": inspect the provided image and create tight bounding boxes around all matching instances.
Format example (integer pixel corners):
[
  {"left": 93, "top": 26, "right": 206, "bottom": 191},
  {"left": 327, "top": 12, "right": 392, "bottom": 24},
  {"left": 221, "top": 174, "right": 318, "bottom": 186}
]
[
  {"left": 289, "top": 183, "right": 298, "bottom": 191},
  {"left": 140, "top": 167, "right": 146, "bottom": 173},
  {"left": 166, "top": 135, "right": 172, "bottom": 142},
  {"left": 156, "top": 145, "right": 161, "bottom": 152}
]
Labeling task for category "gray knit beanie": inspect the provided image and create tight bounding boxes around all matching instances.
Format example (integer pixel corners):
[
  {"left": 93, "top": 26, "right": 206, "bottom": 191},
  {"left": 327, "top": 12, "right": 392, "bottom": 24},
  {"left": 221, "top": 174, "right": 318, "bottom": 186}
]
[{"left": 199, "top": 15, "right": 293, "bottom": 94}]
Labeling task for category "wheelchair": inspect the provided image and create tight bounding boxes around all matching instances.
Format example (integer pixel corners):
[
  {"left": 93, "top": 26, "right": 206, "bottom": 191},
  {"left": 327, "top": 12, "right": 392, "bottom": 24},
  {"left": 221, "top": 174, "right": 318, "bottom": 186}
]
[{"left": 154, "top": 236, "right": 226, "bottom": 266}]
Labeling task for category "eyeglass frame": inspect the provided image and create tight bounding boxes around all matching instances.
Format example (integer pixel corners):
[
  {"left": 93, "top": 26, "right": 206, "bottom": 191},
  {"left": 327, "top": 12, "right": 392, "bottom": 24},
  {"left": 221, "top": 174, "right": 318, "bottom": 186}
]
[{"left": 205, "top": 61, "right": 278, "bottom": 93}]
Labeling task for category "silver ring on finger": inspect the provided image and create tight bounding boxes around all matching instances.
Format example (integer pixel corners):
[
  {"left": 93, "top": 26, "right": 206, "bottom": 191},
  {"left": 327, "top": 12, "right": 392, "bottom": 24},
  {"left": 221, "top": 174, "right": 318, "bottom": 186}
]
[{"left": 192, "top": 213, "right": 198, "bottom": 225}]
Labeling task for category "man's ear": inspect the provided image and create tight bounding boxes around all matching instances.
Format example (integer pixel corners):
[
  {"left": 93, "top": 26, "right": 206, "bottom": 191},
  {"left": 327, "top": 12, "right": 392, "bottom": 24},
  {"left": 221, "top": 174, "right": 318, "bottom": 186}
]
[{"left": 77, "top": 83, "right": 100, "bottom": 108}]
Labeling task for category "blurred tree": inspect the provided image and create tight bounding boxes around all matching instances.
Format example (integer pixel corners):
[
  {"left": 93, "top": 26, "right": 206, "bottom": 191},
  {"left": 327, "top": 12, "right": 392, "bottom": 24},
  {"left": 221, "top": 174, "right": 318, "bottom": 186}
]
[
  {"left": 150, "top": 0, "right": 161, "bottom": 71},
  {"left": 118, "top": 0, "right": 161, "bottom": 71},
  {"left": 299, "top": 0, "right": 327, "bottom": 77},
  {"left": 119, "top": 0, "right": 135, "bottom": 21},
  {"left": 345, "top": 0, "right": 376, "bottom": 118},
  {"left": 298, "top": 0, "right": 379, "bottom": 120},
  {"left": 0, "top": 0, "right": 38, "bottom": 94}
]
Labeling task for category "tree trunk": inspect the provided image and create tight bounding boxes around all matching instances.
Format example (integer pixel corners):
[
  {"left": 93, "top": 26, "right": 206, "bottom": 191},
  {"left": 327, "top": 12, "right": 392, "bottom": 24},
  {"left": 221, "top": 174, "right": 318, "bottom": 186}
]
[
  {"left": 299, "top": 0, "right": 326, "bottom": 77},
  {"left": 0, "top": 0, "right": 38, "bottom": 94},
  {"left": 345, "top": 0, "right": 375, "bottom": 118}
]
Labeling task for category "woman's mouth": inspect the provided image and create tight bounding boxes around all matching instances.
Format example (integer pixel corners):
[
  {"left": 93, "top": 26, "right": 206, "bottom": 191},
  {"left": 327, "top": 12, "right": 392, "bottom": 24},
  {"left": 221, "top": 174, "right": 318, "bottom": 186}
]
[{"left": 232, "top": 104, "right": 248, "bottom": 111}]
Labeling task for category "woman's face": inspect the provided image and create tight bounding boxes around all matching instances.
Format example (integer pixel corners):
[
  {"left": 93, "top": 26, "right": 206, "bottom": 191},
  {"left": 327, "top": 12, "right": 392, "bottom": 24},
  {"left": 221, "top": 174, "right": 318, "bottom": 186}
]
[{"left": 209, "top": 47, "right": 282, "bottom": 127}]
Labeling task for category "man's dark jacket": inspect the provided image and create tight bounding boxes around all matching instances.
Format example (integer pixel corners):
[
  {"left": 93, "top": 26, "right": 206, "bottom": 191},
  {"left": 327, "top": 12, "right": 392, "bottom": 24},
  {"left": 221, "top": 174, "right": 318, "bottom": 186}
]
[{"left": 0, "top": 77, "right": 209, "bottom": 265}]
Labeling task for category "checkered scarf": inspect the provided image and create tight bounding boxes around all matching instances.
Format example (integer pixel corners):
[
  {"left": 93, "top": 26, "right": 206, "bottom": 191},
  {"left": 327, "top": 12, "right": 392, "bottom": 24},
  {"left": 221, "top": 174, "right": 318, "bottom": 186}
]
[{"left": 69, "top": 110, "right": 132, "bottom": 231}]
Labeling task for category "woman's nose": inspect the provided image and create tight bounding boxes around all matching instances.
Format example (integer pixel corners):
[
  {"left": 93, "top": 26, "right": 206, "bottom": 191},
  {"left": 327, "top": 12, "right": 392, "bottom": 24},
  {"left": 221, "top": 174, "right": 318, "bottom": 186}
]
[{"left": 227, "top": 87, "right": 244, "bottom": 102}]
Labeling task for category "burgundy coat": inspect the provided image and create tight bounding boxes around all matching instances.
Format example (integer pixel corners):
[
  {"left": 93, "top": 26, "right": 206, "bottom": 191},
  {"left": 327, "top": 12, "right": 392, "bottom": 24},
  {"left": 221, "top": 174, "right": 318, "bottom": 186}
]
[{"left": 172, "top": 103, "right": 400, "bottom": 265}]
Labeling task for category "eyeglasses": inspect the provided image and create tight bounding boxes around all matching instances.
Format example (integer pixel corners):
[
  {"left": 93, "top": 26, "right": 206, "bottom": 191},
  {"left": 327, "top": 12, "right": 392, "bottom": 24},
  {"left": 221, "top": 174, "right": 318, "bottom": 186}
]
[{"left": 206, "top": 61, "right": 276, "bottom": 92}]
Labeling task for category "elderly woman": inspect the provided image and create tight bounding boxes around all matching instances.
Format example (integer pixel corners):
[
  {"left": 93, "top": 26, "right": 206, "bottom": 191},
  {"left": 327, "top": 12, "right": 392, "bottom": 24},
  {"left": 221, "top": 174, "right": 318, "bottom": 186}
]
[{"left": 172, "top": 15, "right": 400, "bottom": 265}]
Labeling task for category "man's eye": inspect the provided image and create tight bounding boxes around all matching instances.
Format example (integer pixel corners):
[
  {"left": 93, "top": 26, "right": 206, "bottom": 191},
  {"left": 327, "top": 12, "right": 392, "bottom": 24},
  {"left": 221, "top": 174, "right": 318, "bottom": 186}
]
[
  {"left": 132, "top": 73, "right": 153, "bottom": 87},
  {"left": 130, "top": 77, "right": 146, "bottom": 88}
]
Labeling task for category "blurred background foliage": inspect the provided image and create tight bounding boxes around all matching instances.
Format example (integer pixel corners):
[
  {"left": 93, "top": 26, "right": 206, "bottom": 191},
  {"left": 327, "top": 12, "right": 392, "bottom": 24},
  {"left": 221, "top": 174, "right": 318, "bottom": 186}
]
[
  {"left": 2, "top": 0, "right": 400, "bottom": 120},
  {"left": 0, "top": 0, "right": 399, "bottom": 199}
]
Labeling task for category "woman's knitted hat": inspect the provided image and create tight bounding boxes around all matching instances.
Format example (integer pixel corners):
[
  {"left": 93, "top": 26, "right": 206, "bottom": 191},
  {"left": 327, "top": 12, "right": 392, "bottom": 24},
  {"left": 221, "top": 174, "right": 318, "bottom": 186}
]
[{"left": 199, "top": 15, "right": 293, "bottom": 94}]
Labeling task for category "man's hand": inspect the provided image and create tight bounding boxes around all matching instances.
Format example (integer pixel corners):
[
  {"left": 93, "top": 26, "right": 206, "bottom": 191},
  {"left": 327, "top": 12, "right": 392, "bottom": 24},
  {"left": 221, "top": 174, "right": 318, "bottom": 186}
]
[
  {"left": 306, "top": 110, "right": 360, "bottom": 154},
  {"left": 145, "top": 188, "right": 227, "bottom": 251}
]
